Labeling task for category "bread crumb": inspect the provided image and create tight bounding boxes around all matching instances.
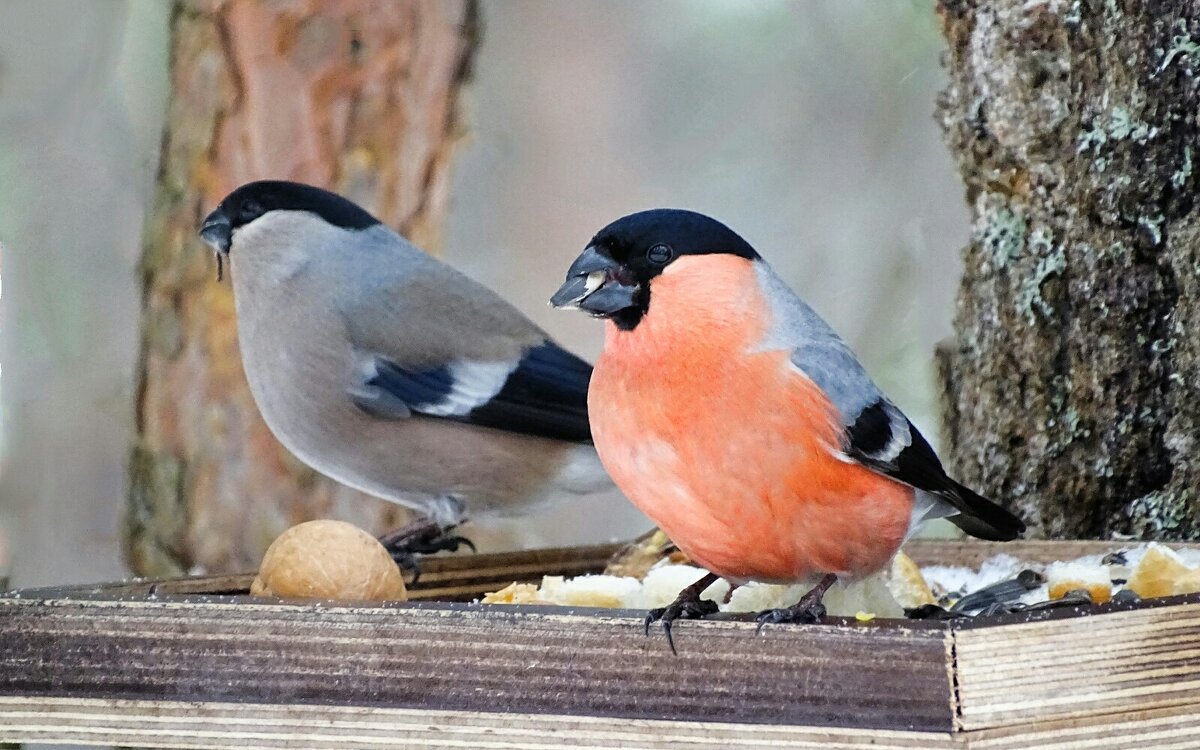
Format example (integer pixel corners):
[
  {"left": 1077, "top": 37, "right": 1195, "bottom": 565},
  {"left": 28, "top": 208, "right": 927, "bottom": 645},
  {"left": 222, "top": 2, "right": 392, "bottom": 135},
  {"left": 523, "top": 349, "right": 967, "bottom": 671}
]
[
  {"left": 537, "top": 574, "right": 640, "bottom": 608},
  {"left": 635, "top": 563, "right": 728, "bottom": 609},
  {"left": 724, "top": 574, "right": 903, "bottom": 618},
  {"left": 888, "top": 551, "right": 936, "bottom": 608},
  {"left": 1174, "top": 568, "right": 1200, "bottom": 596},
  {"left": 481, "top": 582, "right": 540, "bottom": 604},
  {"left": 1127, "top": 544, "right": 1193, "bottom": 600},
  {"left": 1045, "top": 561, "right": 1112, "bottom": 604}
]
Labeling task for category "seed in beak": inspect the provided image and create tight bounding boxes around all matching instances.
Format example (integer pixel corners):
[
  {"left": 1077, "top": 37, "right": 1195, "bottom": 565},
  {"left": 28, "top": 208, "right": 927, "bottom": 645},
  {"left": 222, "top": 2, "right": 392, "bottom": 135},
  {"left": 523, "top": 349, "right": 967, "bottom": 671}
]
[{"left": 584, "top": 270, "right": 607, "bottom": 296}]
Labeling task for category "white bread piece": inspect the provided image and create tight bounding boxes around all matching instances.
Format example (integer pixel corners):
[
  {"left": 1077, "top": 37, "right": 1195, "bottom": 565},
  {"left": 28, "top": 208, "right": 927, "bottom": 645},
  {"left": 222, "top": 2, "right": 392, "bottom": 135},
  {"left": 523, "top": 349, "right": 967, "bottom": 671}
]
[
  {"left": 633, "top": 563, "right": 729, "bottom": 609},
  {"left": 723, "top": 573, "right": 904, "bottom": 619},
  {"left": 1045, "top": 560, "right": 1112, "bottom": 603},
  {"left": 887, "top": 551, "right": 936, "bottom": 609},
  {"left": 1127, "top": 543, "right": 1194, "bottom": 600}
]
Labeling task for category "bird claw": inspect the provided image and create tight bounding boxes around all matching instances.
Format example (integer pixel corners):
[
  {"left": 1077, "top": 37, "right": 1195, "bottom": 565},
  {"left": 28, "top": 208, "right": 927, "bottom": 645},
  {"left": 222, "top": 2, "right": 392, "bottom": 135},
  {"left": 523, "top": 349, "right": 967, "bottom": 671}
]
[
  {"left": 378, "top": 520, "right": 476, "bottom": 586},
  {"left": 399, "top": 531, "right": 476, "bottom": 556},
  {"left": 905, "top": 603, "right": 969, "bottom": 621},
  {"left": 644, "top": 596, "right": 720, "bottom": 655},
  {"left": 755, "top": 601, "right": 827, "bottom": 633},
  {"left": 754, "top": 573, "right": 837, "bottom": 634}
]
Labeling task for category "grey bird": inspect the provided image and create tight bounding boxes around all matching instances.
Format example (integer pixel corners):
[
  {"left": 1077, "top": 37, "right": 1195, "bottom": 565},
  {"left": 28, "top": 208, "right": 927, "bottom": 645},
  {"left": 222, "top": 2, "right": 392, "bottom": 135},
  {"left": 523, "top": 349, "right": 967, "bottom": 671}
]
[{"left": 198, "top": 180, "right": 612, "bottom": 559}]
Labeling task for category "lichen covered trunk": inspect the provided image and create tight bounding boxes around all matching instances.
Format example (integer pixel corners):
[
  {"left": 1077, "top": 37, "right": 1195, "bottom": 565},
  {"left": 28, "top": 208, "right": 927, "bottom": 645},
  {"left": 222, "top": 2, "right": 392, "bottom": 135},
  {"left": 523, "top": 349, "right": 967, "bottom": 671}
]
[
  {"left": 127, "top": 0, "right": 478, "bottom": 575},
  {"left": 935, "top": 0, "right": 1200, "bottom": 539}
]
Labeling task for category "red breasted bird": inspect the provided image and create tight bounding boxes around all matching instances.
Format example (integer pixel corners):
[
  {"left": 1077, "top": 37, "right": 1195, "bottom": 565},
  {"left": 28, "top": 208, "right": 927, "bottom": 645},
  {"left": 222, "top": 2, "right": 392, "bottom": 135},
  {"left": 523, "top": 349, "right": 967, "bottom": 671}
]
[{"left": 551, "top": 209, "right": 1023, "bottom": 650}]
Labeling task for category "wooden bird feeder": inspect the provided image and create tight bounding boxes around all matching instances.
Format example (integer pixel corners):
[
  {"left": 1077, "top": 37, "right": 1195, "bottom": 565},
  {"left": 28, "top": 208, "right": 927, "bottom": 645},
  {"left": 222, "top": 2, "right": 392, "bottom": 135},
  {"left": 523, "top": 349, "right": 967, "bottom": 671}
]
[{"left": 1, "top": 540, "right": 1199, "bottom": 748}]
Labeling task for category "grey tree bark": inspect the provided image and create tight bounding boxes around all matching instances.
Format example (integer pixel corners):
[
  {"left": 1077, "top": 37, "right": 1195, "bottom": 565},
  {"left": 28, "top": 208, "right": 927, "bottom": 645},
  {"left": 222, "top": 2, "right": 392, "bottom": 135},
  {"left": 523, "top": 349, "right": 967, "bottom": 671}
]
[
  {"left": 127, "top": 0, "right": 479, "bottom": 576},
  {"left": 936, "top": 0, "right": 1200, "bottom": 539}
]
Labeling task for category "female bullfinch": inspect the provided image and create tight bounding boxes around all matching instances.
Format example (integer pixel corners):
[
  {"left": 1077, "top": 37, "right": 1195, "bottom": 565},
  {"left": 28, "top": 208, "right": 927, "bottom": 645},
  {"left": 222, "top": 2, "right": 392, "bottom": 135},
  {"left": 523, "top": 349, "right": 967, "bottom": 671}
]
[
  {"left": 199, "top": 181, "right": 613, "bottom": 567},
  {"left": 552, "top": 209, "right": 1023, "bottom": 651}
]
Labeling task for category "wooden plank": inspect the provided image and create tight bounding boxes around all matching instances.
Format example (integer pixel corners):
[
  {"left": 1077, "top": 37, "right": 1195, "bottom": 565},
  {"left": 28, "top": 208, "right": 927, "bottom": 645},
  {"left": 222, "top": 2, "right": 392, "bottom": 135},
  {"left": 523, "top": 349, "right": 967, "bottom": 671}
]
[
  {"left": 5, "top": 539, "right": 1200, "bottom": 747},
  {"left": 5, "top": 696, "right": 1200, "bottom": 749},
  {"left": 0, "top": 597, "right": 955, "bottom": 733},
  {"left": 951, "top": 595, "right": 1200, "bottom": 732},
  {"left": 24, "top": 538, "right": 1200, "bottom": 603},
  {"left": 904, "top": 539, "right": 1200, "bottom": 568},
  {"left": 0, "top": 696, "right": 962, "bottom": 750},
  {"left": 10, "top": 544, "right": 623, "bottom": 603},
  {"left": 963, "top": 703, "right": 1200, "bottom": 749}
]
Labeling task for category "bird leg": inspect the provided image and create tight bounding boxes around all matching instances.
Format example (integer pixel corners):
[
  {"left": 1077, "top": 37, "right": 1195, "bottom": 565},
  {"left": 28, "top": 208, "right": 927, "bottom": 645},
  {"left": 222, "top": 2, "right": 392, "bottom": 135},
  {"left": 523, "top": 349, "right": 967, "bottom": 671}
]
[
  {"left": 755, "top": 573, "right": 838, "bottom": 632},
  {"left": 377, "top": 517, "right": 476, "bottom": 585},
  {"left": 644, "top": 571, "right": 721, "bottom": 655}
]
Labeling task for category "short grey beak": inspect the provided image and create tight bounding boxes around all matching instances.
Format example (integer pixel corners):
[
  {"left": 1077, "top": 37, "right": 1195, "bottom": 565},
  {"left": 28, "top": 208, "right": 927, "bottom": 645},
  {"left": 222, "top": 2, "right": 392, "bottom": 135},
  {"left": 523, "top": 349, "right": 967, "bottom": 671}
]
[
  {"left": 549, "top": 274, "right": 592, "bottom": 309},
  {"left": 574, "top": 281, "right": 638, "bottom": 316},
  {"left": 199, "top": 210, "right": 232, "bottom": 253},
  {"left": 550, "top": 245, "right": 639, "bottom": 316}
]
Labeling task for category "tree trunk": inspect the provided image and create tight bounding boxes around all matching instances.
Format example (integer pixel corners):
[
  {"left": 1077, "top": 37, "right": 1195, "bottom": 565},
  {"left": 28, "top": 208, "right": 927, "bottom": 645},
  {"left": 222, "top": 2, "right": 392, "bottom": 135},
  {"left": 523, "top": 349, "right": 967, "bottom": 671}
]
[
  {"left": 127, "top": 0, "right": 479, "bottom": 576},
  {"left": 935, "top": 0, "right": 1200, "bottom": 540}
]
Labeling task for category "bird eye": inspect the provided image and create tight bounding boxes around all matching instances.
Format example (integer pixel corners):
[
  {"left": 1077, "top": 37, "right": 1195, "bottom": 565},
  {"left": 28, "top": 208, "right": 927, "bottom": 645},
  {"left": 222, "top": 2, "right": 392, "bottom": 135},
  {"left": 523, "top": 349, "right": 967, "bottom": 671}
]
[
  {"left": 646, "top": 244, "right": 674, "bottom": 264},
  {"left": 239, "top": 199, "right": 264, "bottom": 220}
]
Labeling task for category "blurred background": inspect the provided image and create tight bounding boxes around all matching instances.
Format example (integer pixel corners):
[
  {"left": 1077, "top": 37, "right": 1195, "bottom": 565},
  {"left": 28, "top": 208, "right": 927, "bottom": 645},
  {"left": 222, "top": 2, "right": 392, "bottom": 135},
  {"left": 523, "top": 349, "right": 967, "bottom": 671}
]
[{"left": 0, "top": 0, "right": 965, "bottom": 589}]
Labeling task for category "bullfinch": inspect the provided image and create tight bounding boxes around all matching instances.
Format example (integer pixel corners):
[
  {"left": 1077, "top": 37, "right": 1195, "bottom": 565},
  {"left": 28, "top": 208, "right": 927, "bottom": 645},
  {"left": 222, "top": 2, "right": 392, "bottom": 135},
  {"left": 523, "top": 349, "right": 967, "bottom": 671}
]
[
  {"left": 199, "top": 180, "right": 612, "bottom": 561},
  {"left": 551, "top": 208, "right": 1024, "bottom": 649}
]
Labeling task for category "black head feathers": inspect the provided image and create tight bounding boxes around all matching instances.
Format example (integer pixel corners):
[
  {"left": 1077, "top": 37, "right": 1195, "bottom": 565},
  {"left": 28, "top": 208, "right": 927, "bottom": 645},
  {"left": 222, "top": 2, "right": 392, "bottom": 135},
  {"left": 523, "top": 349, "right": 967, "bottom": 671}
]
[
  {"left": 216, "top": 180, "right": 381, "bottom": 232},
  {"left": 551, "top": 209, "right": 761, "bottom": 331},
  {"left": 589, "top": 209, "right": 760, "bottom": 269}
]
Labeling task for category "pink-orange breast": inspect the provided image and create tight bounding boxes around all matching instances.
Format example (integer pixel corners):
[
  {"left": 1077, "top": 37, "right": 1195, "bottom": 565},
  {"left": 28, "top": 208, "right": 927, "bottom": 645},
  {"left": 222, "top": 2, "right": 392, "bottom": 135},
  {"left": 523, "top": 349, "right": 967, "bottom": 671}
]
[{"left": 589, "top": 256, "right": 914, "bottom": 583}]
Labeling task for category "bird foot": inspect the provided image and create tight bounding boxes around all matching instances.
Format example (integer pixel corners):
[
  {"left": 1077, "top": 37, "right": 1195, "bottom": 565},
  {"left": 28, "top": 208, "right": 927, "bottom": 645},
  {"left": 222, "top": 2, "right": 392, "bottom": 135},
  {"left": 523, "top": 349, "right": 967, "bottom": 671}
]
[
  {"left": 644, "top": 572, "right": 721, "bottom": 655},
  {"left": 755, "top": 601, "right": 827, "bottom": 631},
  {"left": 377, "top": 519, "right": 476, "bottom": 585},
  {"left": 755, "top": 573, "right": 838, "bottom": 634}
]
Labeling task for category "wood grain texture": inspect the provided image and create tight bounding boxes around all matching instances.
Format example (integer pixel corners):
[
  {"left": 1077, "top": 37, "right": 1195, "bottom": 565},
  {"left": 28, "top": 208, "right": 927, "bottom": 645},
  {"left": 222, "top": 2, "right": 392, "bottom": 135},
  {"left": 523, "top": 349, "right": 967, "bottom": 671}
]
[
  {"left": 904, "top": 538, "right": 1200, "bottom": 568},
  {"left": 964, "top": 703, "right": 1200, "bottom": 749},
  {"left": 4, "top": 697, "right": 1200, "bottom": 749},
  {"left": 5, "top": 541, "right": 1200, "bottom": 747},
  {"left": 953, "top": 597, "right": 1200, "bottom": 731},
  {"left": 47, "top": 537, "right": 1187, "bottom": 604},
  {"left": 0, "top": 697, "right": 961, "bottom": 750},
  {"left": 0, "top": 597, "right": 954, "bottom": 732},
  {"left": 10, "top": 544, "right": 623, "bottom": 603}
]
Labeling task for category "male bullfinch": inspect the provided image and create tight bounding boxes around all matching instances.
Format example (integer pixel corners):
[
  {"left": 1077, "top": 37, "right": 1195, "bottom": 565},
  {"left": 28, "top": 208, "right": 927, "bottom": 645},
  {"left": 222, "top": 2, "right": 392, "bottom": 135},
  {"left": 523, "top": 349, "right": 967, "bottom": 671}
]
[
  {"left": 551, "top": 209, "right": 1023, "bottom": 649},
  {"left": 199, "top": 181, "right": 612, "bottom": 562}
]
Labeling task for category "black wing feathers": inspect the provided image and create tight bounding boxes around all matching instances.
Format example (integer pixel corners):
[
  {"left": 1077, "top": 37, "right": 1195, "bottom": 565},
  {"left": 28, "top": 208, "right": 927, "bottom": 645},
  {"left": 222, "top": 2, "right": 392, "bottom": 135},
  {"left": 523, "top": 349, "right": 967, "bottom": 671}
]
[
  {"left": 360, "top": 342, "right": 592, "bottom": 443},
  {"left": 370, "top": 359, "right": 455, "bottom": 406},
  {"left": 845, "top": 401, "right": 894, "bottom": 458},
  {"left": 847, "top": 399, "right": 1025, "bottom": 541},
  {"left": 465, "top": 343, "right": 592, "bottom": 442}
]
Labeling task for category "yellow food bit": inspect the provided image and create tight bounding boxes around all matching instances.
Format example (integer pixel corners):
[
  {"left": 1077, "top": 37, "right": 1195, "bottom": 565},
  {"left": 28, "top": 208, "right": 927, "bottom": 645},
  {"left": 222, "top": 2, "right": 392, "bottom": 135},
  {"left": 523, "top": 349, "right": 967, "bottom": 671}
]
[
  {"left": 855, "top": 611, "right": 876, "bottom": 622},
  {"left": 1173, "top": 568, "right": 1200, "bottom": 596},
  {"left": 888, "top": 551, "right": 936, "bottom": 608},
  {"left": 1127, "top": 545, "right": 1193, "bottom": 600},
  {"left": 1047, "top": 581, "right": 1111, "bottom": 604},
  {"left": 481, "top": 582, "right": 541, "bottom": 604}
]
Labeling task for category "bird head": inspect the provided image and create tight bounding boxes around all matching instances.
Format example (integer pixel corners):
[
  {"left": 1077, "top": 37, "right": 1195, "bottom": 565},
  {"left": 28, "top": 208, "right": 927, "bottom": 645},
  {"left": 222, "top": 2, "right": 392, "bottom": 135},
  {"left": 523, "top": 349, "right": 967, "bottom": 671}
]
[
  {"left": 550, "top": 208, "right": 759, "bottom": 330},
  {"left": 199, "top": 180, "right": 379, "bottom": 280}
]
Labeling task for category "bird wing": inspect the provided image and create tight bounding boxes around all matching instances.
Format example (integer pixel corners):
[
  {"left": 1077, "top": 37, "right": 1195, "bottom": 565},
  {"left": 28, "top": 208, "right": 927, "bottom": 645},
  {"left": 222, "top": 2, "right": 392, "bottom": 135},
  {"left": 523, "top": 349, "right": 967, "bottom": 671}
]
[
  {"left": 756, "top": 262, "right": 1024, "bottom": 540},
  {"left": 351, "top": 342, "right": 592, "bottom": 442},
  {"left": 339, "top": 245, "right": 593, "bottom": 443}
]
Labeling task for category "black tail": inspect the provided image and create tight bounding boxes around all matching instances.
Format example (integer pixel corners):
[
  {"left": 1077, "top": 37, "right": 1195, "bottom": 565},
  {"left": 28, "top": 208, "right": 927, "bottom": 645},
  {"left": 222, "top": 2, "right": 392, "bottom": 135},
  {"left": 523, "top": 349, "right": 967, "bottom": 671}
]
[{"left": 946, "top": 481, "right": 1025, "bottom": 541}]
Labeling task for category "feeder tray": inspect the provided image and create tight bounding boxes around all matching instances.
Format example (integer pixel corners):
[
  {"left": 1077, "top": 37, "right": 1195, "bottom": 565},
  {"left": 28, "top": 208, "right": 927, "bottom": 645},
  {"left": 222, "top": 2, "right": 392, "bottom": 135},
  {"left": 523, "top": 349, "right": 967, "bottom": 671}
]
[{"left": 1, "top": 540, "right": 1199, "bottom": 748}]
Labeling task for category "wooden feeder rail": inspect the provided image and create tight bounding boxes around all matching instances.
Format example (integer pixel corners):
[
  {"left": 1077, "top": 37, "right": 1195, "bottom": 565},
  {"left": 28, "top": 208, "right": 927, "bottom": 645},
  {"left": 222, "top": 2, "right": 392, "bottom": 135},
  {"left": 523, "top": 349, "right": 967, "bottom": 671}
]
[{"left": 1, "top": 540, "right": 1199, "bottom": 748}]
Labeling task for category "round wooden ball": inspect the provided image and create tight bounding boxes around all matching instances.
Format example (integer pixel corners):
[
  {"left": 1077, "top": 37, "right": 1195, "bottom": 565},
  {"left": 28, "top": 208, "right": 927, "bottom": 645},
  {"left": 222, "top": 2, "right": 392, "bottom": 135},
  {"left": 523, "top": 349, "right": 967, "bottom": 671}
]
[{"left": 250, "top": 519, "right": 407, "bottom": 602}]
